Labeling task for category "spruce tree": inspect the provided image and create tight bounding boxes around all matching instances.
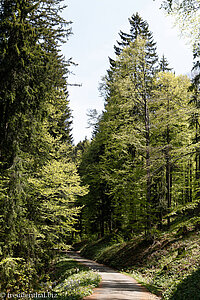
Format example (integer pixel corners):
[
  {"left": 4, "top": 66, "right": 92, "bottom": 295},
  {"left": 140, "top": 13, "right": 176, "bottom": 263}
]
[
  {"left": 111, "top": 13, "right": 158, "bottom": 73},
  {"left": 189, "top": 44, "right": 200, "bottom": 197},
  {"left": 0, "top": 0, "right": 85, "bottom": 292},
  {"left": 79, "top": 14, "right": 160, "bottom": 237},
  {"left": 159, "top": 55, "right": 172, "bottom": 72},
  {"left": 108, "top": 14, "right": 158, "bottom": 233}
]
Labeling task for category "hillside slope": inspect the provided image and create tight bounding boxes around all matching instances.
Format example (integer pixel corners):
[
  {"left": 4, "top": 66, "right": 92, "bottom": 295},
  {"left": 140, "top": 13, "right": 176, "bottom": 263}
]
[{"left": 74, "top": 227, "right": 200, "bottom": 299}]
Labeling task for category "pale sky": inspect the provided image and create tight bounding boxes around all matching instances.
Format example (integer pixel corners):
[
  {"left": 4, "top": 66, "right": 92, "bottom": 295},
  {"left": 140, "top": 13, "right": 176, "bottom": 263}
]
[{"left": 62, "top": 0, "right": 193, "bottom": 144}]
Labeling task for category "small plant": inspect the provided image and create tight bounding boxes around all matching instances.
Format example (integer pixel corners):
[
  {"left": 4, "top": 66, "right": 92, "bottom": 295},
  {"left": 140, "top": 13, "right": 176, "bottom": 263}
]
[
  {"left": 54, "top": 270, "right": 101, "bottom": 299},
  {"left": 0, "top": 257, "right": 37, "bottom": 293},
  {"left": 79, "top": 229, "right": 200, "bottom": 299},
  {"left": 40, "top": 255, "right": 101, "bottom": 299}
]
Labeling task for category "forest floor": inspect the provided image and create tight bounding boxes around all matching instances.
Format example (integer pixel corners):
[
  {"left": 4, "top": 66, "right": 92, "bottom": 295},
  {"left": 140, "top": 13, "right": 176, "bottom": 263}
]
[
  {"left": 67, "top": 251, "right": 160, "bottom": 300},
  {"left": 73, "top": 225, "right": 200, "bottom": 299},
  {"left": 41, "top": 253, "right": 101, "bottom": 299}
]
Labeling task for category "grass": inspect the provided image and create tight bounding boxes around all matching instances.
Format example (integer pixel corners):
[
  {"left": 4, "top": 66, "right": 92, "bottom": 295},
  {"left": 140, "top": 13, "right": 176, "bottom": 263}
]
[
  {"left": 39, "top": 254, "right": 101, "bottom": 299},
  {"left": 75, "top": 226, "right": 200, "bottom": 299},
  {"left": 169, "top": 268, "right": 200, "bottom": 300}
]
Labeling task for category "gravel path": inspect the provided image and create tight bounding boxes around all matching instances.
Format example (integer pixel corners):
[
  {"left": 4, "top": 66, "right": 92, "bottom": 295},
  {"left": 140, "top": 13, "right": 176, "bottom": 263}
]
[{"left": 67, "top": 251, "right": 161, "bottom": 300}]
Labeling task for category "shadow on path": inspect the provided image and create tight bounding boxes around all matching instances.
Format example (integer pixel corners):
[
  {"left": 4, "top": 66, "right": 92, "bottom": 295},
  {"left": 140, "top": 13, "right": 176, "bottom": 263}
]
[{"left": 66, "top": 251, "right": 160, "bottom": 300}]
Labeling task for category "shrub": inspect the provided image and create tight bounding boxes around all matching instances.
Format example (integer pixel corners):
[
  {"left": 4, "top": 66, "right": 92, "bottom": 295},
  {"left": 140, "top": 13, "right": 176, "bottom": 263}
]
[{"left": 0, "top": 257, "right": 37, "bottom": 293}]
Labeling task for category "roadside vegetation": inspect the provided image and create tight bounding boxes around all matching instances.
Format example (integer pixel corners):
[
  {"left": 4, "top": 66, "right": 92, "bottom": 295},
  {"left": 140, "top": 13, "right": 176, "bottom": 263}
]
[
  {"left": 40, "top": 254, "right": 101, "bottom": 299},
  {"left": 74, "top": 221, "right": 200, "bottom": 300},
  {"left": 73, "top": 3, "right": 200, "bottom": 299},
  {"left": 1, "top": 0, "right": 200, "bottom": 295}
]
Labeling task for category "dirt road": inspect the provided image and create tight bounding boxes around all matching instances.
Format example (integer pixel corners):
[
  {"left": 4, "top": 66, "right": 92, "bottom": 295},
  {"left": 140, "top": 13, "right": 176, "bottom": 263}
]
[{"left": 67, "top": 251, "right": 161, "bottom": 300}]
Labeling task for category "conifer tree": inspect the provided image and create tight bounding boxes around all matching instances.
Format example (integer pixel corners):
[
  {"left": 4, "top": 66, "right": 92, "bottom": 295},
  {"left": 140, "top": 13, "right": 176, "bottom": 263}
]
[
  {"left": 189, "top": 47, "right": 200, "bottom": 197},
  {"left": 80, "top": 29, "right": 192, "bottom": 237},
  {"left": 107, "top": 14, "right": 159, "bottom": 233},
  {"left": 0, "top": 0, "right": 85, "bottom": 292},
  {"left": 80, "top": 14, "right": 160, "bottom": 236},
  {"left": 159, "top": 55, "right": 173, "bottom": 72}
]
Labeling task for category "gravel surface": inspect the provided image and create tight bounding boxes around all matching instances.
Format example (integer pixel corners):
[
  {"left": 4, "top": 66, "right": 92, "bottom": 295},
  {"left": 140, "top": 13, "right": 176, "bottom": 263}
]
[{"left": 67, "top": 251, "right": 161, "bottom": 300}]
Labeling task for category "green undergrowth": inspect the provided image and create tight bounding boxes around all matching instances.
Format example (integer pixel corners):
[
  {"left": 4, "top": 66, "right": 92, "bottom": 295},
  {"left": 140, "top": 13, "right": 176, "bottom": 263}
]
[
  {"left": 39, "top": 254, "right": 101, "bottom": 299},
  {"left": 74, "top": 224, "right": 200, "bottom": 299}
]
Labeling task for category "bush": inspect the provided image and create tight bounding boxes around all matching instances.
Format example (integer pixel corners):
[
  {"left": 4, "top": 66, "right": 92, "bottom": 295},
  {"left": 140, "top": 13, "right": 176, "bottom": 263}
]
[
  {"left": 38, "top": 255, "right": 102, "bottom": 299},
  {"left": 0, "top": 257, "right": 37, "bottom": 293},
  {"left": 54, "top": 270, "right": 101, "bottom": 299}
]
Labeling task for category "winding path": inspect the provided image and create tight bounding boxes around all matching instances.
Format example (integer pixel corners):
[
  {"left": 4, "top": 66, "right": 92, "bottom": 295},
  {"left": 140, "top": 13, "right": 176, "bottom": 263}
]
[{"left": 67, "top": 251, "right": 161, "bottom": 300}]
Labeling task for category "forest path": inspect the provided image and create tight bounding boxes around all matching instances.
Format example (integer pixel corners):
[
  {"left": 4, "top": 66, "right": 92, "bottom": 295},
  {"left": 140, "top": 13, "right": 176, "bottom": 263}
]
[{"left": 66, "top": 251, "right": 161, "bottom": 300}]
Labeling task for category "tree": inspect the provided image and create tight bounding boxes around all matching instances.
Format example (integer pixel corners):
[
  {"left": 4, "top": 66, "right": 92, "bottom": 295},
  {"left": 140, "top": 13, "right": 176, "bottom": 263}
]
[
  {"left": 114, "top": 12, "right": 158, "bottom": 62},
  {"left": 28, "top": 143, "right": 87, "bottom": 251},
  {"left": 151, "top": 72, "right": 192, "bottom": 227},
  {"left": 79, "top": 14, "right": 160, "bottom": 237},
  {"left": 0, "top": 0, "right": 85, "bottom": 292},
  {"left": 105, "top": 13, "right": 159, "bottom": 233},
  {"left": 0, "top": 0, "right": 71, "bottom": 173},
  {"left": 80, "top": 38, "right": 157, "bottom": 237},
  {"left": 80, "top": 38, "right": 192, "bottom": 237},
  {"left": 159, "top": 55, "right": 173, "bottom": 72},
  {"left": 162, "top": 0, "right": 200, "bottom": 45},
  {"left": 162, "top": 0, "right": 199, "bottom": 14},
  {"left": 161, "top": 0, "right": 200, "bottom": 90}
]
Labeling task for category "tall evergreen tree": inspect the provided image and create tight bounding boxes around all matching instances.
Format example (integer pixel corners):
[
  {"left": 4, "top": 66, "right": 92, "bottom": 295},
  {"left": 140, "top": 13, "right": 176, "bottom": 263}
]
[
  {"left": 0, "top": 0, "right": 85, "bottom": 292},
  {"left": 109, "top": 13, "right": 158, "bottom": 74},
  {"left": 107, "top": 14, "right": 159, "bottom": 233},
  {"left": 79, "top": 14, "right": 161, "bottom": 237},
  {"left": 79, "top": 15, "right": 192, "bottom": 237},
  {"left": 159, "top": 55, "right": 172, "bottom": 72}
]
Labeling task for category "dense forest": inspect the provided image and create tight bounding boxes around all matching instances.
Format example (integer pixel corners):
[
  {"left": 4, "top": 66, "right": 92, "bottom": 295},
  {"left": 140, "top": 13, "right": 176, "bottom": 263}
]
[
  {"left": 0, "top": 0, "right": 200, "bottom": 297},
  {"left": 0, "top": 0, "right": 87, "bottom": 293},
  {"left": 78, "top": 7, "right": 200, "bottom": 239}
]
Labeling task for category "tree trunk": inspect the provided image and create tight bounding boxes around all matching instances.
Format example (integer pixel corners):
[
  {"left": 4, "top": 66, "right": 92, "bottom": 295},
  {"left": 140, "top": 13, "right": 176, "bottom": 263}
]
[
  {"left": 145, "top": 97, "right": 151, "bottom": 234},
  {"left": 166, "top": 98, "right": 172, "bottom": 228}
]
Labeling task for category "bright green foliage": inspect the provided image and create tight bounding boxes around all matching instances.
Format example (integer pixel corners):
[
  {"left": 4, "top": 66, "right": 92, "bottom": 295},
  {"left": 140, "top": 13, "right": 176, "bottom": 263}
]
[
  {"left": 28, "top": 143, "right": 88, "bottom": 250},
  {"left": 151, "top": 72, "right": 192, "bottom": 225},
  {"left": 0, "top": 0, "right": 86, "bottom": 293},
  {"left": 0, "top": 257, "right": 37, "bottom": 293},
  {"left": 162, "top": 0, "right": 200, "bottom": 45},
  {"left": 103, "top": 38, "right": 157, "bottom": 232},
  {"left": 47, "top": 255, "right": 101, "bottom": 299},
  {"left": 79, "top": 14, "right": 160, "bottom": 237},
  {"left": 79, "top": 14, "right": 194, "bottom": 238}
]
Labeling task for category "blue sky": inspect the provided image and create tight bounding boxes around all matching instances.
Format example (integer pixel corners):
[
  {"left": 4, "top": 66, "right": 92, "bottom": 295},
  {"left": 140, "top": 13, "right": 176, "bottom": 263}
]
[{"left": 62, "top": 0, "right": 193, "bottom": 144}]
